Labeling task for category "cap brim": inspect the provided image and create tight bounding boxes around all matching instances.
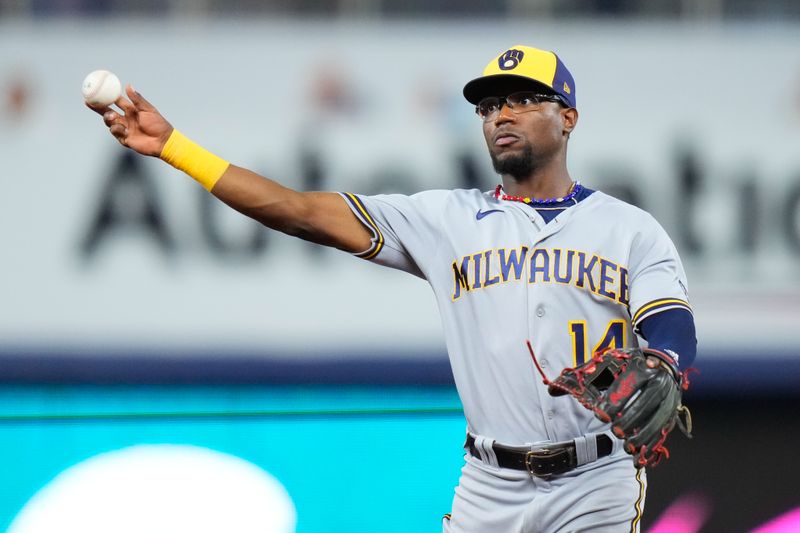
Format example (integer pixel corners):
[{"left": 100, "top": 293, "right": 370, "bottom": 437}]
[{"left": 462, "top": 74, "right": 558, "bottom": 104}]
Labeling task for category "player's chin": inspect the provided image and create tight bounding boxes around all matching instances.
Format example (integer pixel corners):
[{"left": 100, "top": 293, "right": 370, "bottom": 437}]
[
  {"left": 490, "top": 146, "right": 534, "bottom": 177},
  {"left": 491, "top": 147, "right": 526, "bottom": 165},
  {"left": 489, "top": 145, "right": 520, "bottom": 164}
]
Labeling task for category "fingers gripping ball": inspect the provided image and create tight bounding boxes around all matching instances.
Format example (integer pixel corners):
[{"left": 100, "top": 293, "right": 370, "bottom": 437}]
[
  {"left": 528, "top": 343, "right": 693, "bottom": 468},
  {"left": 82, "top": 70, "right": 122, "bottom": 107}
]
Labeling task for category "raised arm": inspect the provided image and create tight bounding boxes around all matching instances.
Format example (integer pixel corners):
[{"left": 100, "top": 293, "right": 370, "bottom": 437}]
[{"left": 88, "top": 85, "right": 372, "bottom": 253}]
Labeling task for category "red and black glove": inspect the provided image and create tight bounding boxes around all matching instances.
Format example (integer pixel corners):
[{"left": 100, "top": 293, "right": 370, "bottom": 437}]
[{"left": 532, "top": 345, "right": 694, "bottom": 467}]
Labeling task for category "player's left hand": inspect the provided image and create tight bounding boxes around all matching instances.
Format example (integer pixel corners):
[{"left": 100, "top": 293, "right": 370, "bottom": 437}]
[{"left": 535, "top": 346, "right": 694, "bottom": 467}]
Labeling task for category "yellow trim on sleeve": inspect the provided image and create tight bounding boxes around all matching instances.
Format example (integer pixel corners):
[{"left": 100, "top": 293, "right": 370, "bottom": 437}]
[
  {"left": 344, "top": 193, "right": 384, "bottom": 260},
  {"left": 632, "top": 298, "right": 691, "bottom": 325}
]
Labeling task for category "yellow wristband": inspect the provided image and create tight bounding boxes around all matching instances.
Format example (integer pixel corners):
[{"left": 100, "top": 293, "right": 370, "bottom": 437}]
[{"left": 159, "top": 129, "right": 230, "bottom": 191}]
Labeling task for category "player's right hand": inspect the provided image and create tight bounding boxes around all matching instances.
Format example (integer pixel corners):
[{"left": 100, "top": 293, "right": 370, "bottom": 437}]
[{"left": 87, "top": 84, "right": 173, "bottom": 157}]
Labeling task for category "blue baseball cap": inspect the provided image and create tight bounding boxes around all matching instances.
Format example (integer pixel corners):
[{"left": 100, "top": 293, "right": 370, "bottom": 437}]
[{"left": 463, "top": 45, "right": 576, "bottom": 108}]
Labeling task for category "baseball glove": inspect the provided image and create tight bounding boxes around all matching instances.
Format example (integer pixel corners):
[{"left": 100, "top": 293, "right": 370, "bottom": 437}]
[{"left": 528, "top": 343, "right": 693, "bottom": 468}]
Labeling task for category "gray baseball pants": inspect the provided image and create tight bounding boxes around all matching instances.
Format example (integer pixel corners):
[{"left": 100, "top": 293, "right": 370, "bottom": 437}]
[{"left": 442, "top": 441, "right": 646, "bottom": 533}]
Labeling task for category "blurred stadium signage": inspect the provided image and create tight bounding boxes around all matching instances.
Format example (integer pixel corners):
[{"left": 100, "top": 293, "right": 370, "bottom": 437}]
[{"left": 1, "top": 21, "right": 799, "bottom": 362}]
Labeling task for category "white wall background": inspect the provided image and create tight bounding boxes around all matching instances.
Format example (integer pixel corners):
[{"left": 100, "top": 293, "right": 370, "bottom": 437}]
[{"left": 1, "top": 20, "right": 799, "bottom": 357}]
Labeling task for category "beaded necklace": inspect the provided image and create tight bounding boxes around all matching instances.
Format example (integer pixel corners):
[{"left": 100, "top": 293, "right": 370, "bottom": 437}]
[{"left": 494, "top": 181, "right": 582, "bottom": 206}]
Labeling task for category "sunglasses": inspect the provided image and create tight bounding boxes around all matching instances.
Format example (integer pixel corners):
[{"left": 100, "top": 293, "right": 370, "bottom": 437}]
[{"left": 475, "top": 92, "right": 566, "bottom": 121}]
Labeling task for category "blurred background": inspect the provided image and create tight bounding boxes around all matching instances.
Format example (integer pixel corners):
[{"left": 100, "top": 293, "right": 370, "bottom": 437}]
[{"left": 1, "top": 1, "right": 799, "bottom": 532}]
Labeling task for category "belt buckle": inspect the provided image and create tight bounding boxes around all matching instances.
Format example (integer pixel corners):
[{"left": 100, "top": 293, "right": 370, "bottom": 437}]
[{"left": 525, "top": 447, "right": 569, "bottom": 479}]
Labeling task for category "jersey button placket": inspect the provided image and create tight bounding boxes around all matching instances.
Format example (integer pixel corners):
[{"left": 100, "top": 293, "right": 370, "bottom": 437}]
[{"left": 529, "top": 287, "right": 558, "bottom": 442}]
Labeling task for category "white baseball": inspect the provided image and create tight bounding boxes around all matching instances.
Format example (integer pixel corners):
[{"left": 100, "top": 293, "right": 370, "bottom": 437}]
[{"left": 81, "top": 70, "right": 122, "bottom": 107}]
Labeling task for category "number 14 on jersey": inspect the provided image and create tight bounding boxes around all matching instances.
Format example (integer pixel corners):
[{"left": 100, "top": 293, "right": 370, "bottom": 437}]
[{"left": 568, "top": 320, "right": 627, "bottom": 366}]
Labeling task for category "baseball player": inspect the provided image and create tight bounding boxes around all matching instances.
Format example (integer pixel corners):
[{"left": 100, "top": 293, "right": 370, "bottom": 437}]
[{"left": 89, "top": 45, "right": 697, "bottom": 532}]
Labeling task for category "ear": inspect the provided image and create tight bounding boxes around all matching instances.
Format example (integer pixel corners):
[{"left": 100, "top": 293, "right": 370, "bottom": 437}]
[{"left": 562, "top": 107, "right": 578, "bottom": 135}]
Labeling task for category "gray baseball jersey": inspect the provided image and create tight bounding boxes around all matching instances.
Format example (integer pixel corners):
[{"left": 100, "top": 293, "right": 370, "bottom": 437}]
[{"left": 341, "top": 188, "right": 691, "bottom": 447}]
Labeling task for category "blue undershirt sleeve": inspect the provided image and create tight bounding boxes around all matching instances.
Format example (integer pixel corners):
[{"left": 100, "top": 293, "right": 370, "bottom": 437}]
[{"left": 638, "top": 308, "right": 697, "bottom": 368}]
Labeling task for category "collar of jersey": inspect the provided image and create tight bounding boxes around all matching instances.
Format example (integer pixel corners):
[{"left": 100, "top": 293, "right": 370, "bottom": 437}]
[{"left": 529, "top": 186, "right": 595, "bottom": 210}]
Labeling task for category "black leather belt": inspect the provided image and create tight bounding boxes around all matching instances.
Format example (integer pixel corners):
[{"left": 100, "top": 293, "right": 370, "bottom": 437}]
[{"left": 466, "top": 433, "right": 613, "bottom": 478}]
